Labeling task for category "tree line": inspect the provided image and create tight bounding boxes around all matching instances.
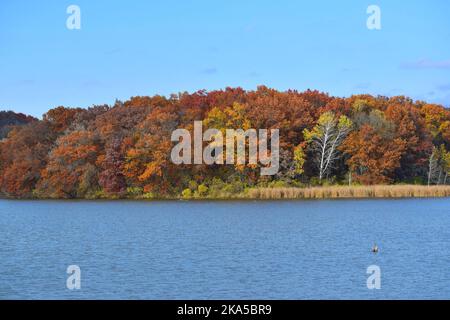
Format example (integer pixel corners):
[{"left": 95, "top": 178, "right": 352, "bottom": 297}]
[{"left": 1, "top": 86, "right": 449, "bottom": 199}]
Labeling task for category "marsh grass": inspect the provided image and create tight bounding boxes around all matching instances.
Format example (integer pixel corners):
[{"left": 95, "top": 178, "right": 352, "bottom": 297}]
[{"left": 247, "top": 185, "right": 450, "bottom": 199}]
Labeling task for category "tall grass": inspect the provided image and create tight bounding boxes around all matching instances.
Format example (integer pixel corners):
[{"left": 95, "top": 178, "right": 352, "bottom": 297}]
[{"left": 247, "top": 185, "right": 450, "bottom": 200}]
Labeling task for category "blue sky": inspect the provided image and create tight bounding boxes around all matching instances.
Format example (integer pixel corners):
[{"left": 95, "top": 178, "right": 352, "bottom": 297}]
[{"left": 1, "top": 0, "right": 449, "bottom": 118}]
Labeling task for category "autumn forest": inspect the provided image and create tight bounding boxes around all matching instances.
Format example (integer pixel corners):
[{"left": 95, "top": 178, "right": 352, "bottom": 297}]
[{"left": 1, "top": 86, "right": 450, "bottom": 199}]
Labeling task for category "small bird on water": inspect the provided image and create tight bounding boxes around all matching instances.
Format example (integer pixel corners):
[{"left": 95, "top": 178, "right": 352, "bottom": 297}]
[{"left": 372, "top": 244, "right": 379, "bottom": 253}]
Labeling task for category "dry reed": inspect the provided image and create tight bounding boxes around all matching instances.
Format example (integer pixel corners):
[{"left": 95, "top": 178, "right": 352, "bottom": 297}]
[{"left": 247, "top": 185, "right": 450, "bottom": 200}]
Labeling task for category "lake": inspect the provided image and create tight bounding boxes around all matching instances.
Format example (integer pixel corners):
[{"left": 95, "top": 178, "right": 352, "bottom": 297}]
[{"left": 0, "top": 199, "right": 449, "bottom": 299}]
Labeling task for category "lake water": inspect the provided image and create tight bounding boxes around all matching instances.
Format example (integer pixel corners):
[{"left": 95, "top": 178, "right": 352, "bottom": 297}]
[{"left": 0, "top": 199, "right": 449, "bottom": 299}]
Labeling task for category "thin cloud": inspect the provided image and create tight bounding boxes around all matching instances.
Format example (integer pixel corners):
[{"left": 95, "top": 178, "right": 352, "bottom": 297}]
[
  {"left": 436, "top": 84, "right": 450, "bottom": 91},
  {"left": 201, "top": 68, "right": 218, "bottom": 75},
  {"left": 354, "top": 82, "right": 371, "bottom": 90},
  {"left": 401, "top": 59, "right": 450, "bottom": 69},
  {"left": 11, "top": 79, "right": 35, "bottom": 86},
  {"left": 435, "top": 94, "right": 450, "bottom": 108},
  {"left": 206, "top": 46, "right": 219, "bottom": 53},
  {"left": 247, "top": 71, "right": 261, "bottom": 78},
  {"left": 104, "top": 48, "right": 121, "bottom": 55},
  {"left": 82, "top": 80, "right": 103, "bottom": 87},
  {"left": 340, "top": 67, "right": 353, "bottom": 73}
]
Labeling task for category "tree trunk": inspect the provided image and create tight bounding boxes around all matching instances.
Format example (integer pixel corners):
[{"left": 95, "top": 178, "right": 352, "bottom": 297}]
[{"left": 428, "top": 153, "right": 434, "bottom": 186}]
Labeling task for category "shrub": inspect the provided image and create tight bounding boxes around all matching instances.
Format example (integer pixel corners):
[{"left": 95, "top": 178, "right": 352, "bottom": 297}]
[
  {"left": 182, "top": 188, "right": 192, "bottom": 199},
  {"left": 142, "top": 192, "right": 156, "bottom": 199},
  {"left": 188, "top": 180, "right": 198, "bottom": 191},
  {"left": 197, "top": 184, "right": 209, "bottom": 197},
  {"left": 127, "top": 187, "right": 143, "bottom": 196}
]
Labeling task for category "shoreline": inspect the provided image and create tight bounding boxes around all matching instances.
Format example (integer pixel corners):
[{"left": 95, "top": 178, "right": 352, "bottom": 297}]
[{"left": 2, "top": 185, "right": 450, "bottom": 201}]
